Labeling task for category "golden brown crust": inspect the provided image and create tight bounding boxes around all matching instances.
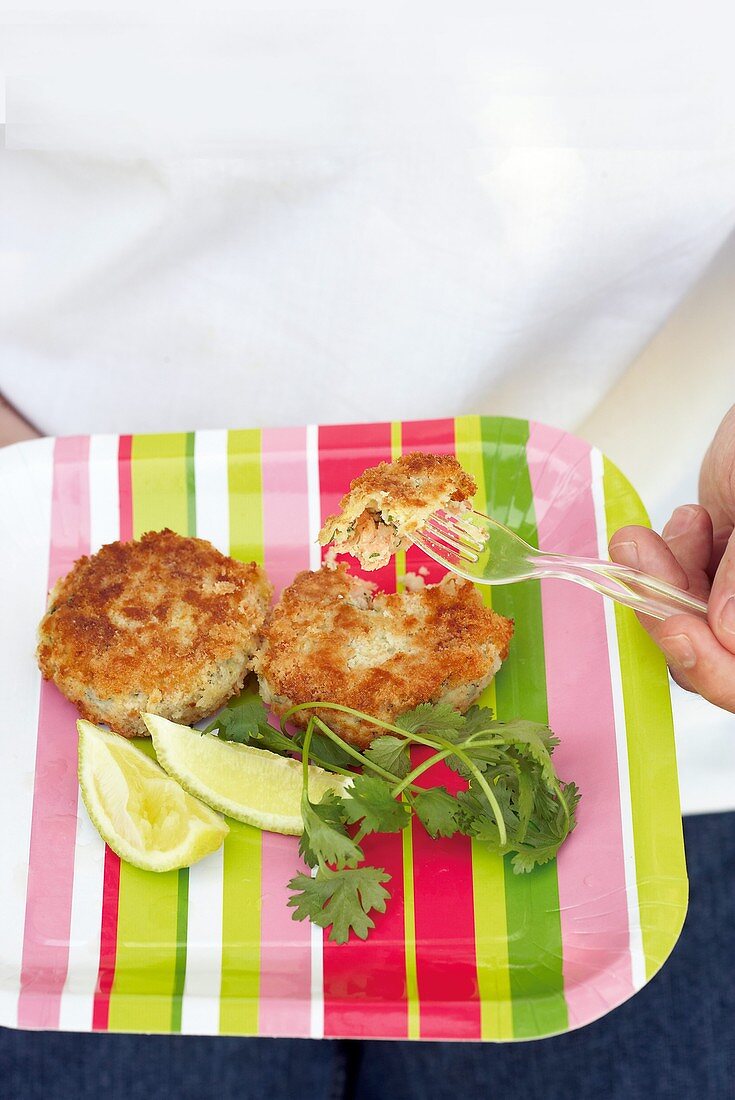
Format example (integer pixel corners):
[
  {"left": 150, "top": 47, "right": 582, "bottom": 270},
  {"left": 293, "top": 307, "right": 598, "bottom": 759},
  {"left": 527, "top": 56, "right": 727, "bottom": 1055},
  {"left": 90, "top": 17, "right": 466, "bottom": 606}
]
[
  {"left": 255, "top": 564, "right": 513, "bottom": 746},
  {"left": 37, "top": 529, "right": 273, "bottom": 737},
  {"left": 318, "top": 452, "right": 477, "bottom": 570},
  {"left": 335, "top": 451, "right": 476, "bottom": 516}
]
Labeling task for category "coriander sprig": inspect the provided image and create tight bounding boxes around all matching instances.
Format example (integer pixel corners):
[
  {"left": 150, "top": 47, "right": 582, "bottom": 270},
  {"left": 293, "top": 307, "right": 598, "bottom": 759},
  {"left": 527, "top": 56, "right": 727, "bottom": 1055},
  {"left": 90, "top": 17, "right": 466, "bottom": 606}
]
[{"left": 212, "top": 696, "right": 580, "bottom": 943}]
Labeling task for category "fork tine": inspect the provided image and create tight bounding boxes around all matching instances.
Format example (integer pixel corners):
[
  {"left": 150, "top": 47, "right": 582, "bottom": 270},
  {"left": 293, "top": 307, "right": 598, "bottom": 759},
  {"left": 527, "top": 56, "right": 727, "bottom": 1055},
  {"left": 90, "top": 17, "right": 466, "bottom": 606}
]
[
  {"left": 430, "top": 511, "right": 487, "bottom": 551},
  {"left": 413, "top": 531, "right": 475, "bottom": 566},
  {"left": 417, "top": 525, "right": 480, "bottom": 563},
  {"left": 425, "top": 516, "right": 484, "bottom": 556}
]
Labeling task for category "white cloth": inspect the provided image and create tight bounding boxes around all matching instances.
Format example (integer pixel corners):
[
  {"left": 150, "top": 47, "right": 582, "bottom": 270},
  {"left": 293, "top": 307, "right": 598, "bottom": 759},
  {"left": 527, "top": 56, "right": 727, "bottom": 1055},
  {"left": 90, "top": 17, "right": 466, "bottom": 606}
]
[{"left": 1, "top": 3, "right": 734, "bottom": 812}]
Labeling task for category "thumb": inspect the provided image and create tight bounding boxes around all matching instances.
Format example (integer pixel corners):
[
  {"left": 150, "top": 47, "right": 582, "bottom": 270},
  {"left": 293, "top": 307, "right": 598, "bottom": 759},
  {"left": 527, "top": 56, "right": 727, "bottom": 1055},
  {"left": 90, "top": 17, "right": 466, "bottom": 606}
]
[{"left": 705, "top": 527, "right": 735, "bottom": 654}]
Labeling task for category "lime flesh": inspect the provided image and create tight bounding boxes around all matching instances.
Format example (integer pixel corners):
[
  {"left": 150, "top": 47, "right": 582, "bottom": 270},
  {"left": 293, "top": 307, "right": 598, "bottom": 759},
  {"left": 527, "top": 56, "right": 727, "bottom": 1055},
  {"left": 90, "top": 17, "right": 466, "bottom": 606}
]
[{"left": 77, "top": 720, "right": 229, "bottom": 872}]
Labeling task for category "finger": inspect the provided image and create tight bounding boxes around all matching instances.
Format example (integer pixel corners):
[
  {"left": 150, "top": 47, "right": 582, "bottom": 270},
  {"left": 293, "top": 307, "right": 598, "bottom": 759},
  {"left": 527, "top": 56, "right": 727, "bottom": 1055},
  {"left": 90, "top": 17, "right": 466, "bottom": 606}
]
[
  {"left": 710, "top": 525, "right": 734, "bottom": 579},
  {"left": 669, "top": 667, "right": 696, "bottom": 693},
  {"left": 646, "top": 612, "right": 735, "bottom": 713},
  {"left": 609, "top": 524, "right": 690, "bottom": 590},
  {"left": 699, "top": 403, "right": 735, "bottom": 532},
  {"left": 661, "top": 504, "right": 713, "bottom": 580},
  {"left": 609, "top": 525, "right": 710, "bottom": 683},
  {"left": 706, "top": 528, "right": 735, "bottom": 656}
]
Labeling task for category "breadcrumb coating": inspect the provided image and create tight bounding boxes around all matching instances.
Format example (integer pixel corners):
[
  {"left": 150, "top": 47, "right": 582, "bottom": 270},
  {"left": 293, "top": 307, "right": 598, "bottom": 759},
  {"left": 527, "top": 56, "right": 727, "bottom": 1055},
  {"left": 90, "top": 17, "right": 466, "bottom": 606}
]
[
  {"left": 37, "top": 529, "right": 272, "bottom": 737},
  {"left": 254, "top": 563, "right": 513, "bottom": 747},
  {"left": 318, "top": 451, "right": 477, "bottom": 570}
]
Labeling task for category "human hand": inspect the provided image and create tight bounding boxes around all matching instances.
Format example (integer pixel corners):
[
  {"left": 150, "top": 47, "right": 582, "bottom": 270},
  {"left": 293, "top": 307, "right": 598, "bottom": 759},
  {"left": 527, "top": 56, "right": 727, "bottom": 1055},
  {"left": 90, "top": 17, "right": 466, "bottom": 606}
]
[
  {"left": 0, "top": 392, "right": 40, "bottom": 448},
  {"left": 609, "top": 404, "right": 735, "bottom": 711}
]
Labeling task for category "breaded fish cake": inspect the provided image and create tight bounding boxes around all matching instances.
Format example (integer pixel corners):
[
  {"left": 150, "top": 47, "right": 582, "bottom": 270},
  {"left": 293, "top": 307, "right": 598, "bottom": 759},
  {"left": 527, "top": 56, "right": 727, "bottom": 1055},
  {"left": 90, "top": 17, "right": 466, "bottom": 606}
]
[
  {"left": 254, "top": 564, "right": 513, "bottom": 747},
  {"left": 37, "top": 529, "right": 273, "bottom": 737},
  {"left": 318, "top": 452, "right": 476, "bottom": 570}
]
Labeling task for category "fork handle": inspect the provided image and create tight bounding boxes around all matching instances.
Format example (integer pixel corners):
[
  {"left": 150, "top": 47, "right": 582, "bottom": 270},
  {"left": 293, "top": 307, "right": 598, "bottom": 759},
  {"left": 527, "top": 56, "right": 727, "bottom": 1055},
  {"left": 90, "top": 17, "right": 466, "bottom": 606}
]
[{"left": 534, "top": 554, "right": 709, "bottom": 621}]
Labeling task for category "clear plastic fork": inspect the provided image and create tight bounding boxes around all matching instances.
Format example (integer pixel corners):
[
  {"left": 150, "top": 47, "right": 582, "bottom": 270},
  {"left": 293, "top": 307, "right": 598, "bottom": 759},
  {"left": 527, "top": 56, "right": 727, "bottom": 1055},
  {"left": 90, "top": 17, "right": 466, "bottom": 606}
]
[{"left": 412, "top": 510, "right": 709, "bottom": 621}]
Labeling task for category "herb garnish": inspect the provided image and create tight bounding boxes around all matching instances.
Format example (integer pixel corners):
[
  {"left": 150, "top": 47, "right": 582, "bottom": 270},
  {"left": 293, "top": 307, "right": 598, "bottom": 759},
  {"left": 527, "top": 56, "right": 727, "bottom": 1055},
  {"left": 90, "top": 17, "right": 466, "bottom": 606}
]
[{"left": 210, "top": 697, "right": 580, "bottom": 943}]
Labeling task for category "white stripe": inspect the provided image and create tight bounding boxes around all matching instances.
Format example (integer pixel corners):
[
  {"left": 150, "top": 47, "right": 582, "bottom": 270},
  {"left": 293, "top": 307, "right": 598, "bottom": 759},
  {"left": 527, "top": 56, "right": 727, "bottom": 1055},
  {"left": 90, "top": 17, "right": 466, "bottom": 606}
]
[
  {"left": 306, "top": 424, "right": 323, "bottom": 573},
  {"left": 179, "top": 430, "right": 230, "bottom": 1034},
  {"left": 590, "top": 447, "right": 647, "bottom": 990},
  {"left": 88, "top": 434, "right": 120, "bottom": 554},
  {"left": 179, "top": 846, "right": 225, "bottom": 1035},
  {"left": 58, "top": 434, "right": 120, "bottom": 1030},
  {"left": 193, "top": 429, "right": 230, "bottom": 554},
  {"left": 0, "top": 438, "right": 54, "bottom": 1028},
  {"left": 305, "top": 423, "right": 324, "bottom": 1037}
]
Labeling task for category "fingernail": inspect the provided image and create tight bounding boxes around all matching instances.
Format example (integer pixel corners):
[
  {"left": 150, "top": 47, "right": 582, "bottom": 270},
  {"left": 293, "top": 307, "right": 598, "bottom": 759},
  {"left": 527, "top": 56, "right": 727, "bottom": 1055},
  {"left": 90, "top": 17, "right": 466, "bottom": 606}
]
[
  {"left": 663, "top": 505, "right": 698, "bottom": 541},
  {"left": 660, "top": 634, "right": 697, "bottom": 670},
  {"left": 719, "top": 595, "right": 735, "bottom": 636},
  {"left": 610, "top": 539, "right": 639, "bottom": 567}
]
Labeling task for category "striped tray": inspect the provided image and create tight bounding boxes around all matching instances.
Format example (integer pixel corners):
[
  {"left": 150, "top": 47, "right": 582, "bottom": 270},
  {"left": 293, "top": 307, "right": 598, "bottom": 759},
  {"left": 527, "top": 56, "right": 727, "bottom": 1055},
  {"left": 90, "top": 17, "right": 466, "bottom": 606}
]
[{"left": 0, "top": 416, "right": 687, "bottom": 1041}]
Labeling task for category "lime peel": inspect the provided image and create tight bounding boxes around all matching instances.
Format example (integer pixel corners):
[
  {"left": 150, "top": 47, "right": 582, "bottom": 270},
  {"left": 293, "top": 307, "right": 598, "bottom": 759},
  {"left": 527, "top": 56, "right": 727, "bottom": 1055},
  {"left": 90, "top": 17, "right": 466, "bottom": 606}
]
[{"left": 142, "top": 712, "right": 348, "bottom": 835}]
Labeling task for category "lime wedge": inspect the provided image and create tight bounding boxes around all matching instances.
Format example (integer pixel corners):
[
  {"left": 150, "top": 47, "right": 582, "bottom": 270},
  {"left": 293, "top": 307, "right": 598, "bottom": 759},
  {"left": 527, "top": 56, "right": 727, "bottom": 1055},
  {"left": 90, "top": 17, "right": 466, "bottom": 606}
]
[
  {"left": 77, "top": 720, "right": 229, "bottom": 872},
  {"left": 142, "top": 712, "right": 348, "bottom": 835}
]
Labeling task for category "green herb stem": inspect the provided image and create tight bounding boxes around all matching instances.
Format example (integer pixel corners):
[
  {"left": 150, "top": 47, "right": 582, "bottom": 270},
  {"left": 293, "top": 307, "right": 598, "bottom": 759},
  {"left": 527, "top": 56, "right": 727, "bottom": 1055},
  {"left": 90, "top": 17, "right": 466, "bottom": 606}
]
[
  {"left": 311, "top": 716, "right": 398, "bottom": 784},
  {"left": 283, "top": 701, "right": 431, "bottom": 742},
  {"left": 438, "top": 738, "right": 508, "bottom": 847},
  {"left": 301, "top": 719, "right": 315, "bottom": 801},
  {"left": 390, "top": 748, "right": 454, "bottom": 797}
]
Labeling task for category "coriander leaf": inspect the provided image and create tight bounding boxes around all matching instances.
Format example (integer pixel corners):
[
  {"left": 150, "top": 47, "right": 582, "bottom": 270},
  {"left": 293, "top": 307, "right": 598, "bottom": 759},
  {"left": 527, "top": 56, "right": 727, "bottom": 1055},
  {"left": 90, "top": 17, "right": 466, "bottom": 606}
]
[
  {"left": 515, "top": 766, "right": 535, "bottom": 842},
  {"left": 287, "top": 866, "right": 391, "bottom": 943},
  {"left": 413, "top": 787, "right": 461, "bottom": 838},
  {"left": 363, "top": 735, "right": 411, "bottom": 779},
  {"left": 456, "top": 809, "right": 502, "bottom": 847},
  {"left": 253, "top": 724, "right": 302, "bottom": 755},
  {"left": 458, "top": 767, "right": 581, "bottom": 872},
  {"left": 532, "top": 780, "right": 581, "bottom": 838},
  {"left": 437, "top": 704, "right": 502, "bottom": 745},
  {"left": 561, "top": 780, "right": 582, "bottom": 823},
  {"left": 486, "top": 777, "right": 521, "bottom": 833},
  {"left": 341, "top": 775, "right": 411, "bottom": 834},
  {"left": 310, "top": 731, "right": 357, "bottom": 769},
  {"left": 455, "top": 786, "right": 507, "bottom": 846},
  {"left": 208, "top": 697, "right": 303, "bottom": 756},
  {"left": 395, "top": 702, "right": 466, "bottom": 737},
  {"left": 299, "top": 791, "right": 363, "bottom": 869},
  {"left": 510, "top": 844, "right": 562, "bottom": 874},
  {"left": 363, "top": 734, "right": 413, "bottom": 778},
  {"left": 451, "top": 704, "right": 497, "bottom": 738},
  {"left": 291, "top": 725, "right": 356, "bottom": 770},
  {"left": 443, "top": 742, "right": 505, "bottom": 777},
  {"left": 498, "top": 719, "right": 561, "bottom": 784},
  {"left": 205, "top": 696, "right": 273, "bottom": 743}
]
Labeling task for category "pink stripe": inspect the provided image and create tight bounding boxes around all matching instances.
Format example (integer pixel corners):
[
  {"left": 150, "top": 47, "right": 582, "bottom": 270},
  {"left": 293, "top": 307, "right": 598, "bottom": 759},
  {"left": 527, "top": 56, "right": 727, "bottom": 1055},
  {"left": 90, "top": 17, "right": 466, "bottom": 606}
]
[
  {"left": 117, "top": 434, "right": 133, "bottom": 543},
  {"left": 526, "top": 422, "right": 635, "bottom": 1028},
  {"left": 261, "top": 427, "right": 311, "bottom": 599},
  {"left": 258, "top": 427, "right": 313, "bottom": 1036},
  {"left": 18, "top": 436, "right": 91, "bottom": 1029},
  {"left": 402, "top": 418, "right": 481, "bottom": 1040},
  {"left": 92, "top": 435, "right": 129, "bottom": 1031}
]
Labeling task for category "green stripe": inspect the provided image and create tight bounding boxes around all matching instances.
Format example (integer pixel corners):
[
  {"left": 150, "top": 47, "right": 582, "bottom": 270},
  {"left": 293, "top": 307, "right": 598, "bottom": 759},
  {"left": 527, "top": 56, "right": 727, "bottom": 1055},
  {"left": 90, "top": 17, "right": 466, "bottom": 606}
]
[
  {"left": 602, "top": 457, "right": 687, "bottom": 979},
  {"left": 401, "top": 819, "right": 420, "bottom": 1040},
  {"left": 170, "top": 432, "right": 197, "bottom": 1032},
  {"left": 227, "top": 429, "right": 265, "bottom": 567},
  {"left": 479, "top": 416, "right": 568, "bottom": 1039},
  {"left": 455, "top": 415, "right": 513, "bottom": 1041},
  {"left": 108, "top": 433, "right": 190, "bottom": 1034},
  {"left": 171, "top": 871, "right": 190, "bottom": 1032},
  {"left": 219, "top": 429, "right": 264, "bottom": 1035}
]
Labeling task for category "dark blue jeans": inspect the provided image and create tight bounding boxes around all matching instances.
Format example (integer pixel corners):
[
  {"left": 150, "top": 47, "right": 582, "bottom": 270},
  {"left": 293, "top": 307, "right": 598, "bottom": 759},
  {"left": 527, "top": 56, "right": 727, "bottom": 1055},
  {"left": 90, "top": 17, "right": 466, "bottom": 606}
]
[{"left": 3, "top": 812, "right": 733, "bottom": 1100}]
